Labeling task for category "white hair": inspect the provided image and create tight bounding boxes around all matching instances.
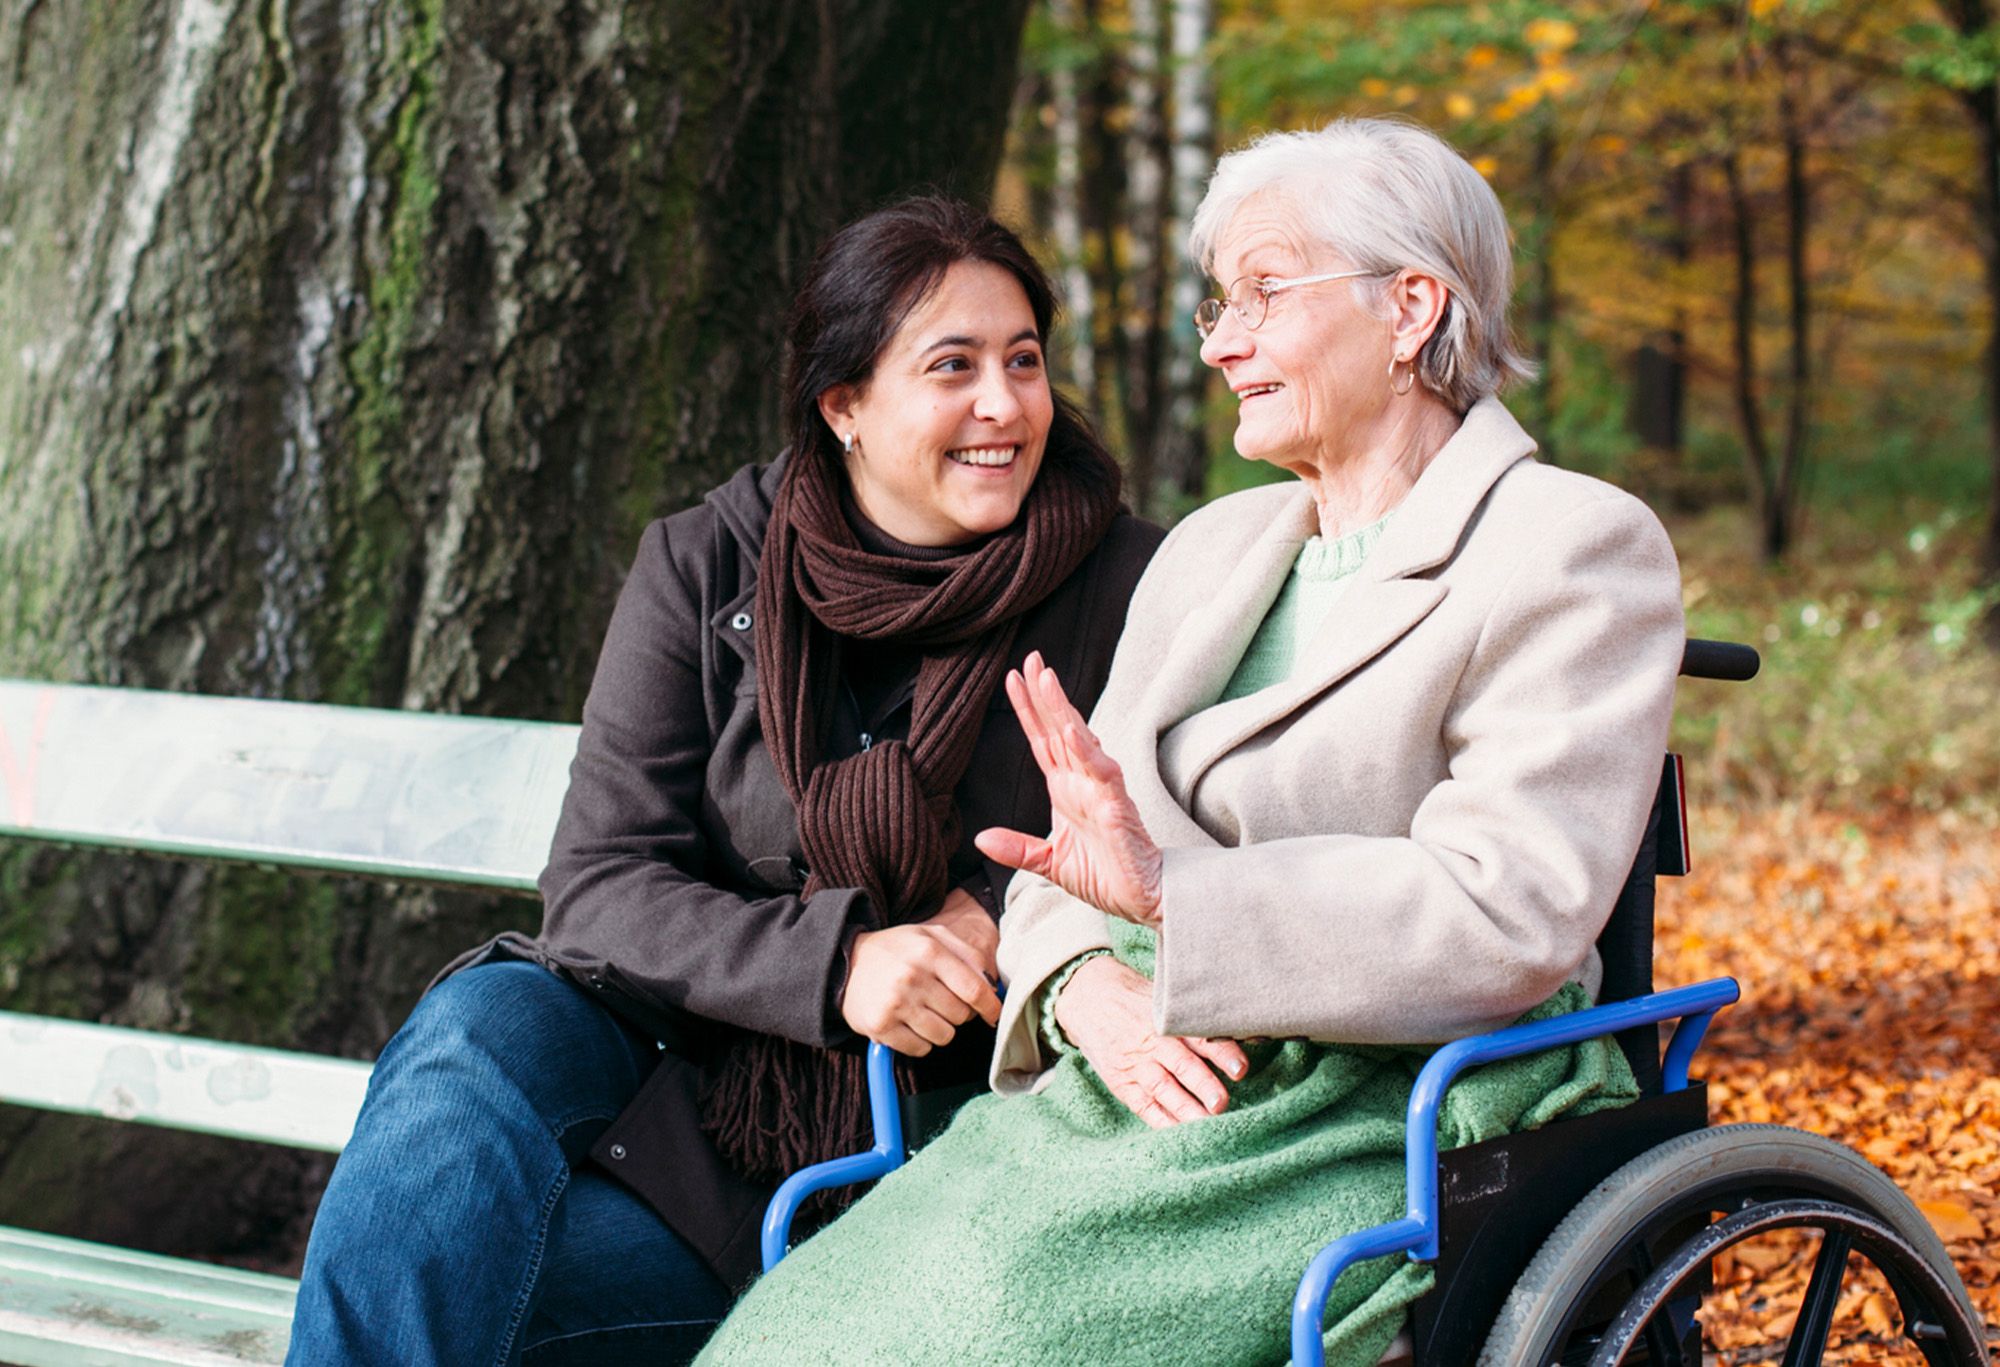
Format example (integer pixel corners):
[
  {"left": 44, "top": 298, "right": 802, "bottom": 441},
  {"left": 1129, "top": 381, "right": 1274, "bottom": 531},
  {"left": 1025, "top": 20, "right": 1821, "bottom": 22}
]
[{"left": 1189, "top": 117, "right": 1537, "bottom": 412}]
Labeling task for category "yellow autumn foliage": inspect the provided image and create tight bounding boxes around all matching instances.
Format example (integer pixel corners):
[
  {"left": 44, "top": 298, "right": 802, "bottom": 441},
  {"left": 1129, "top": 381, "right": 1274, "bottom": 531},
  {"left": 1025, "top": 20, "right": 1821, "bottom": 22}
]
[{"left": 1523, "top": 16, "right": 1579, "bottom": 50}]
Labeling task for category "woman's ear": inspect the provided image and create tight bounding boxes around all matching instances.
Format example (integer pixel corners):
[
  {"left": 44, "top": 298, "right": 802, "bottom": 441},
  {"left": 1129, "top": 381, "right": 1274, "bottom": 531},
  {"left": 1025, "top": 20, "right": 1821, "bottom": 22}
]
[
  {"left": 1388, "top": 271, "right": 1451, "bottom": 361},
  {"left": 817, "top": 386, "right": 858, "bottom": 445}
]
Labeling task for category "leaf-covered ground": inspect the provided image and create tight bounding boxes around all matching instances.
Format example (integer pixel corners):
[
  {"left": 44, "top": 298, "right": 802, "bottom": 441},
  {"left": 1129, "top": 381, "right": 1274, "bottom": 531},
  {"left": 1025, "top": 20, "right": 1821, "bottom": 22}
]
[{"left": 1653, "top": 804, "right": 2000, "bottom": 1362}]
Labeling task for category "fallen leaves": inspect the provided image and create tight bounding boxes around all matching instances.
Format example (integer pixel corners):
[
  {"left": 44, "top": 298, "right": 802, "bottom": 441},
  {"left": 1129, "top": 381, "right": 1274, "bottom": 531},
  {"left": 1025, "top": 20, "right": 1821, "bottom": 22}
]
[
  {"left": 1653, "top": 803, "right": 2000, "bottom": 1361},
  {"left": 1916, "top": 1199, "right": 1987, "bottom": 1245}
]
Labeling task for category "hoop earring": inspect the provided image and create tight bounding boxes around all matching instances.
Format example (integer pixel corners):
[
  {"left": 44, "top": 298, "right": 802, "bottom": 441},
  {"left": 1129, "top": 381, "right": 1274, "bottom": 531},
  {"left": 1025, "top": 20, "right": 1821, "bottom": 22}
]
[
  {"left": 841, "top": 431, "right": 856, "bottom": 456},
  {"left": 1388, "top": 355, "right": 1416, "bottom": 397}
]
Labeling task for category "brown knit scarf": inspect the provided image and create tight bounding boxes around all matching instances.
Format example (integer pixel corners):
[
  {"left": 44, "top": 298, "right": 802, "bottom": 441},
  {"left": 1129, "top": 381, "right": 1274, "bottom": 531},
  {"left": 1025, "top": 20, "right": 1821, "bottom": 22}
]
[{"left": 698, "top": 436, "right": 1119, "bottom": 1193}]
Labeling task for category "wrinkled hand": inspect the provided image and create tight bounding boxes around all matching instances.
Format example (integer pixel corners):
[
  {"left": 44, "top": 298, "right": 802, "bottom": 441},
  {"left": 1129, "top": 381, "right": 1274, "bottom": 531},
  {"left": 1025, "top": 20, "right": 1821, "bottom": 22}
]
[
  {"left": 974, "top": 652, "right": 1164, "bottom": 926},
  {"left": 840, "top": 890, "right": 1001, "bottom": 1057},
  {"left": 1054, "top": 957, "right": 1248, "bottom": 1128}
]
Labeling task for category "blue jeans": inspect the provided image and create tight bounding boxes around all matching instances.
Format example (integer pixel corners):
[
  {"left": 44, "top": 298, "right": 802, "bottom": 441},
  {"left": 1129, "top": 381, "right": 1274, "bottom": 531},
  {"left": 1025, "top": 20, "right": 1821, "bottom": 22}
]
[{"left": 287, "top": 961, "right": 732, "bottom": 1366}]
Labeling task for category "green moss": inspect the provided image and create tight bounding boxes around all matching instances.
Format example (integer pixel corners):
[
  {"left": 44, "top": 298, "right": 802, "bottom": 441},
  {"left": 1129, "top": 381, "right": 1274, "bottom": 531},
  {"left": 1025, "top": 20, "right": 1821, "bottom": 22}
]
[
  {"left": 611, "top": 1, "right": 750, "bottom": 539},
  {"left": 0, "top": 845, "right": 87, "bottom": 1014},
  {"left": 333, "top": 0, "right": 446, "bottom": 704},
  {"left": 180, "top": 869, "right": 343, "bottom": 1044}
]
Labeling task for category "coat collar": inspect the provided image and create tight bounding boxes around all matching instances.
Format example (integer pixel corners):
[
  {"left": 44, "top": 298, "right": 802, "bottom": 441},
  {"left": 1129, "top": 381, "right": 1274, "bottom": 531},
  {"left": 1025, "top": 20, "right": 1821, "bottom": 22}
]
[
  {"left": 1359, "top": 396, "right": 1539, "bottom": 583},
  {"left": 1148, "top": 398, "right": 1537, "bottom": 802}
]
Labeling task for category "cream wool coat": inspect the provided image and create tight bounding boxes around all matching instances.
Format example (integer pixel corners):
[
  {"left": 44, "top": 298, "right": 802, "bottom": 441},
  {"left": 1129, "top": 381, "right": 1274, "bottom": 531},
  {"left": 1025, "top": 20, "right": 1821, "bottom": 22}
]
[{"left": 992, "top": 398, "right": 1686, "bottom": 1091}]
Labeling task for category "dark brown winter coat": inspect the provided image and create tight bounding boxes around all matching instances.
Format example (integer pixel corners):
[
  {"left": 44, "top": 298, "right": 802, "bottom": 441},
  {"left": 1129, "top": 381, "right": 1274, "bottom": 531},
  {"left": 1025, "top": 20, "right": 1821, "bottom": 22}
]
[{"left": 447, "top": 454, "right": 1160, "bottom": 1288}]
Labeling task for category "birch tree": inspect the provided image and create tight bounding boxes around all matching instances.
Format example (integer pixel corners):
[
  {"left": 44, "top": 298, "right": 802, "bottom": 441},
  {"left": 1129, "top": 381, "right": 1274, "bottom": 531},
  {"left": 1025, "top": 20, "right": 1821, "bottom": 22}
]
[
  {"left": 1161, "top": 0, "right": 1214, "bottom": 504},
  {"left": 1049, "top": 0, "right": 1098, "bottom": 396},
  {"left": 1121, "top": 0, "right": 1171, "bottom": 508}
]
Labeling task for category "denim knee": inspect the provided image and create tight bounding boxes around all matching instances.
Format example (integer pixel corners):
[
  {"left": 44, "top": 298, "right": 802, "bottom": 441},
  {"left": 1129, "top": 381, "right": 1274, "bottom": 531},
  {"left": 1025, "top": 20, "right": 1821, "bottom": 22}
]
[{"left": 361, "top": 961, "right": 651, "bottom": 1155}]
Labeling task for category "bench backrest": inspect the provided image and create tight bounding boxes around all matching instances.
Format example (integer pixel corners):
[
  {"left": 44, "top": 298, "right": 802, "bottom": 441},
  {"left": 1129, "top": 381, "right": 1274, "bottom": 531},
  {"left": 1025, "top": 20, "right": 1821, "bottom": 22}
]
[
  {"left": 0, "top": 680, "right": 579, "bottom": 891},
  {"left": 0, "top": 1010, "right": 372, "bottom": 1151},
  {"left": 0, "top": 679, "right": 582, "bottom": 1149}
]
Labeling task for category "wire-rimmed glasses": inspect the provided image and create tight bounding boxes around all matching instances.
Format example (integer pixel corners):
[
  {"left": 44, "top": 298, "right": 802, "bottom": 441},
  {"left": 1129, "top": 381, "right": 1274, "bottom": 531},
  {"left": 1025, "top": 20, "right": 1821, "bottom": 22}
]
[{"left": 1192, "top": 269, "right": 1377, "bottom": 338}]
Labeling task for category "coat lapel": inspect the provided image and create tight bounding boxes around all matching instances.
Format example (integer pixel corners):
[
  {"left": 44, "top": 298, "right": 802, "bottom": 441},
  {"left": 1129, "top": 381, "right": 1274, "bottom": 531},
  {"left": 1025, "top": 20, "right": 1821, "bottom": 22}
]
[
  {"left": 1164, "top": 399, "right": 1539, "bottom": 799},
  {"left": 1135, "top": 486, "right": 1318, "bottom": 735}
]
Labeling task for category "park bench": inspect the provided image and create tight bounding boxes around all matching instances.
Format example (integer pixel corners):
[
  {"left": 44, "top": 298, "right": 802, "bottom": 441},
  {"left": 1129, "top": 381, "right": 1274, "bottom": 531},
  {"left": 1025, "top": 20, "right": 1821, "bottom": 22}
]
[{"left": 0, "top": 679, "right": 580, "bottom": 1365}]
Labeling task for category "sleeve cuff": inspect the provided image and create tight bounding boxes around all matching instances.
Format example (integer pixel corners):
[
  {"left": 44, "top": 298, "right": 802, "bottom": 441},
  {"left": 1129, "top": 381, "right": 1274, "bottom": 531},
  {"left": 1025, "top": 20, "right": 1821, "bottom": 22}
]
[
  {"left": 1034, "top": 949, "right": 1113, "bottom": 1055},
  {"left": 821, "top": 891, "right": 880, "bottom": 1044}
]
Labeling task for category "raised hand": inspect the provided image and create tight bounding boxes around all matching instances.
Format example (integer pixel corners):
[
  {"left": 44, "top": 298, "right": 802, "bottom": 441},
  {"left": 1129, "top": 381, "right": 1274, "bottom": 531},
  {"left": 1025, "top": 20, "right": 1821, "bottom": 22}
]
[{"left": 974, "top": 651, "right": 1164, "bottom": 927}]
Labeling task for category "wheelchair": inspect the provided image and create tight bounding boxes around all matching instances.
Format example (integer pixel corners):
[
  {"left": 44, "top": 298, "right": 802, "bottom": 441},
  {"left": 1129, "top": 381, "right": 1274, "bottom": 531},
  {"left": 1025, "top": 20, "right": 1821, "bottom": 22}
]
[{"left": 761, "top": 639, "right": 1990, "bottom": 1365}]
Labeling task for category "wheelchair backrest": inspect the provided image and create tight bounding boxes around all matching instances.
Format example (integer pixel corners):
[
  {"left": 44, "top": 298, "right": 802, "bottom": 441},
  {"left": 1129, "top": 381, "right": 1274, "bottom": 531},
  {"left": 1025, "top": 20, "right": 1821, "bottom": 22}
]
[{"left": 1594, "top": 640, "right": 1757, "bottom": 1094}]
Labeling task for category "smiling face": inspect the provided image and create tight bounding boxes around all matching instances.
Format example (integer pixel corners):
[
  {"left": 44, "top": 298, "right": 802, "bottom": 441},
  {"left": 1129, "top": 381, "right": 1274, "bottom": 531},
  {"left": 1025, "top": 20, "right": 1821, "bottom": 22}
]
[
  {"left": 1197, "top": 196, "right": 1397, "bottom": 474},
  {"left": 819, "top": 260, "right": 1054, "bottom": 548}
]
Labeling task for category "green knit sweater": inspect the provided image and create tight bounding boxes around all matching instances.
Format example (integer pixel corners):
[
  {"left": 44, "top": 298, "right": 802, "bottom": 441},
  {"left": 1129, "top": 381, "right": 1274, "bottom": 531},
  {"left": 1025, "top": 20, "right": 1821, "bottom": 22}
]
[
  {"left": 695, "top": 511, "right": 1638, "bottom": 1366},
  {"left": 1219, "top": 515, "right": 1391, "bottom": 702}
]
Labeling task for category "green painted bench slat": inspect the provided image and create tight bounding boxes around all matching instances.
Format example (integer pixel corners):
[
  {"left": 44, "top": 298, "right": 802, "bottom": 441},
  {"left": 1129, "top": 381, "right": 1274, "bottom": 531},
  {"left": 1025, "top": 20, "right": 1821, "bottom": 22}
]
[
  {"left": 0, "top": 1227, "right": 295, "bottom": 1365},
  {"left": 0, "top": 680, "right": 579, "bottom": 892},
  {"left": 0, "top": 1012, "right": 371, "bottom": 1154}
]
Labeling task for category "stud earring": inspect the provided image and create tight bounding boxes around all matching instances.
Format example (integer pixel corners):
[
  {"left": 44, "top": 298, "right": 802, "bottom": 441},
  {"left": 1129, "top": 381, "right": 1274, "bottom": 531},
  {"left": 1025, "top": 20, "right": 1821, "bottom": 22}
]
[{"left": 841, "top": 431, "right": 855, "bottom": 456}]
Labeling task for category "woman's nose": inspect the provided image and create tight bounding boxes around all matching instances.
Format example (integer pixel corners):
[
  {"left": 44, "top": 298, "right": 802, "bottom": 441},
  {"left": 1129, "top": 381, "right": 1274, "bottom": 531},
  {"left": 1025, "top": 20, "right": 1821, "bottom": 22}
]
[
  {"left": 973, "top": 367, "right": 1026, "bottom": 423},
  {"left": 1199, "top": 315, "right": 1249, "bottom": 369}
]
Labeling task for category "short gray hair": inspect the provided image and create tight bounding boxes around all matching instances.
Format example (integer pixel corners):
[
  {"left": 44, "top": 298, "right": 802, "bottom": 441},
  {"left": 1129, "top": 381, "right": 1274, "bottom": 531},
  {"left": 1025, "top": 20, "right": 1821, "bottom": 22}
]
[{"left": 1189, "top": 117, "right": 1536, "bottom": 412}]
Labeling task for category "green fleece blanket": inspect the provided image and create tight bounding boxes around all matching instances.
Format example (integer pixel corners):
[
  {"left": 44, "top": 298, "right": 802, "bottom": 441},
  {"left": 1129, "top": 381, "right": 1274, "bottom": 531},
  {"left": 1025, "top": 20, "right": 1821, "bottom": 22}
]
[{"left": 697, "top": 921, "right": 1637, "bottom": 1366}]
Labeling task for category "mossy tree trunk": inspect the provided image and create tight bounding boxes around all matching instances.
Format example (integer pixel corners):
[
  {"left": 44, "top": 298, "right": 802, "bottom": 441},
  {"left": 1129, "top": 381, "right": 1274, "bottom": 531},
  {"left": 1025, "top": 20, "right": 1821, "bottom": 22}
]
[{"left": 0, "top": 0, "right": 1029, "bottom": 1268}]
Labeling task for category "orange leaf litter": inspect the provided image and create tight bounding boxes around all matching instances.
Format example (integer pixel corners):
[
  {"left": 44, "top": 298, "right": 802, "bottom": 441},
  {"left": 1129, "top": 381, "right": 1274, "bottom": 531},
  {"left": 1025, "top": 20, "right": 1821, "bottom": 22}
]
[{"left": 1654, "top": 805, "right": 2000, "bottom": 1361}]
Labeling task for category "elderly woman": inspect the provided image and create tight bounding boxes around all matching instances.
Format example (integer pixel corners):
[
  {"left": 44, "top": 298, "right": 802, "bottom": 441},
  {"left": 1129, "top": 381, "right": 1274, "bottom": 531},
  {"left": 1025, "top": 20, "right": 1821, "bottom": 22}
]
[
  {"left": 284, "top": 198, "right": 1160, "bottom": 1365},
  {"left": 695, "top": 119, "right": 1684, "bottom": 1366}
]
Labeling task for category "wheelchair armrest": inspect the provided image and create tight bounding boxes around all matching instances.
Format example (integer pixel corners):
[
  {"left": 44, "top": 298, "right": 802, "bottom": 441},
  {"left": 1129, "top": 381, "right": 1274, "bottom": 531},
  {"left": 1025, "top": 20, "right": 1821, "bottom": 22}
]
[
  {"left": 1400, "top": 977, "right": 1740, "bottom": 1258},
  {"left": 1290, "top": 976, "right": 1740, "bottom": 1367},
  {"left": 759, "top": 1042, "right": 907, "bottom": 1272}
]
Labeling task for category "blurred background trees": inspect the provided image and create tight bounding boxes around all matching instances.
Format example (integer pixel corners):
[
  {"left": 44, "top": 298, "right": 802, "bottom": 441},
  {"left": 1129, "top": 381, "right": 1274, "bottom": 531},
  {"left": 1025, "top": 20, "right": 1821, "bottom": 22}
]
[{"left": 1003, "top": 0, "right": 2000, "bottom": 634}]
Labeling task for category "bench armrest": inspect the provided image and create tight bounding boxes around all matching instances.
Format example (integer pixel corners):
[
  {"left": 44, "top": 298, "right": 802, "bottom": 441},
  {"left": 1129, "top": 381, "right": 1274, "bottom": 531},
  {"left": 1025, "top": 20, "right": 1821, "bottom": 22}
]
[
  {"left": 1289, "top": 977, "right": 1740, "bottom": 1367},
  {"left": 759, "top": 1043, "right": 908, "bottom": 1271}
]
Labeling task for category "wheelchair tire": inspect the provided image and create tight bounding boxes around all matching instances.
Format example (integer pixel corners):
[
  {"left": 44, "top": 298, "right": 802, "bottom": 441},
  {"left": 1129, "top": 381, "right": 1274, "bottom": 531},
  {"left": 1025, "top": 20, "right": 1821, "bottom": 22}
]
[{"left": 1476, "top": 1123, "right": 1986, "bottom": 1366}]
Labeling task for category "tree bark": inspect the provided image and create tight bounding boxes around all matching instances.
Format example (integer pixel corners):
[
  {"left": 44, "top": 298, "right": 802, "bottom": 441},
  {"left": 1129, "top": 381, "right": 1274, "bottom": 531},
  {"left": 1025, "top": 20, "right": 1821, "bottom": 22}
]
[
  {"left": 1722, "top": 125, "right": 1812, "bottom": 564},
  {"left": 1973, "top": 79, "right": 2000, "bottom": 645},
  {"left": 1774, "top": 51, "right": 1813, "bottom": 559},
  {"left": 0, "top": 0, "right": 1030, "bottom": 1269},
  {"left": 1160, "top": 0, "right": 1212, "bottom": 504},
  {"left": 1119, "top": 0, "right": 1168, "bottom": 514},
  {"left": 1048, "top": 0, "right": 1095, "bottom": 398},
  {"left": 1629, "top": 162, "right": 1691, "bottom": 457},
  {"left": 1722, "top": 149, "right": 1782, "bottom": 556},
  {"left": 1939, "top": 0, "right": 2000, "bottom": 645},
  {"left": 1527, "top": 117, "right": 1561, "bottom": 464}
]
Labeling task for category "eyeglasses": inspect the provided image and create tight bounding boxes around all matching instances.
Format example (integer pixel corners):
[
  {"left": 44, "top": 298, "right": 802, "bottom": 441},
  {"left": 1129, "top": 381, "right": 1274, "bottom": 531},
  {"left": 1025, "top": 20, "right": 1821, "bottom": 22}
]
[{"left": 1192, "top": 269, "right": 1378, "bottom": 338}]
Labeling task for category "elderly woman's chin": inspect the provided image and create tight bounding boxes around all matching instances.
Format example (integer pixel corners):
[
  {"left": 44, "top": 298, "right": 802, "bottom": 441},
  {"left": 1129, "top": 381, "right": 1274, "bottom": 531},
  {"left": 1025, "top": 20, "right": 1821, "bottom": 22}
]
[{"left": 1229, "top": 406, "right": 1305, "bottom": 467}]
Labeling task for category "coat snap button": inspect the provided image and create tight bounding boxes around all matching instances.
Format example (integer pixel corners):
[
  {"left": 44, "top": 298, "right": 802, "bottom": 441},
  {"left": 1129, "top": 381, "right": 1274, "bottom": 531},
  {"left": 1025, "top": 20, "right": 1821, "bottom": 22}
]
[
  {"left": 609, "top": 1143, "right": 627, "bottom": 1161},
  {"left": 730, "top": 611, "right": 752, "bottom": 631}
]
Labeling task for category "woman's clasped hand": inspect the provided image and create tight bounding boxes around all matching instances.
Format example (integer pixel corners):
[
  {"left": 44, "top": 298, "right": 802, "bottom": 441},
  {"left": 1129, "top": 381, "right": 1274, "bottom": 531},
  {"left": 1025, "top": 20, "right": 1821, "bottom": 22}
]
[{"left": 840, "top": 888, "right": 1002, "bottom": 1057}]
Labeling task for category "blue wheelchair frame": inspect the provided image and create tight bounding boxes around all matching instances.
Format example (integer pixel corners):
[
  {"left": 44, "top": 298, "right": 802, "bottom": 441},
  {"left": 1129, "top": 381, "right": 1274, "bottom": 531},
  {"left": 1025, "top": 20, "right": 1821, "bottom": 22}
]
[{"left": 760, "top": 975, "right": 1740, "bottom": 1365}]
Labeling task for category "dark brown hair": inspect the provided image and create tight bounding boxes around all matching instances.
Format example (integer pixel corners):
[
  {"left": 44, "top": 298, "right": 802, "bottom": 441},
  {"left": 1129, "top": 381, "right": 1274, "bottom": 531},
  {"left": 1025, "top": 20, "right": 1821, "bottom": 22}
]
[{"left": 783, "top": 195, "right": 1116, "bottom": 486}]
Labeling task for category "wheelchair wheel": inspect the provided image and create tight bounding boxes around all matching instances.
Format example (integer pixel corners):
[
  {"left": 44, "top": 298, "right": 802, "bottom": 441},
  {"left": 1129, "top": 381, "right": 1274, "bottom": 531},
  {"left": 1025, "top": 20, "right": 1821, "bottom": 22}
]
[{"left": 1477, "top": 1124, "right": 1987, "bottom": 1366}]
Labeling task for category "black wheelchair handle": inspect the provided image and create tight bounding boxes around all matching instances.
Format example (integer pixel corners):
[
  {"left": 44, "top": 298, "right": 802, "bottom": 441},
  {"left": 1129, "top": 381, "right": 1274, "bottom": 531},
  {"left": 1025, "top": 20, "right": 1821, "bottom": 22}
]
[{"left": 1680, "top": 638, "right": 1760, "bottom": 681}]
